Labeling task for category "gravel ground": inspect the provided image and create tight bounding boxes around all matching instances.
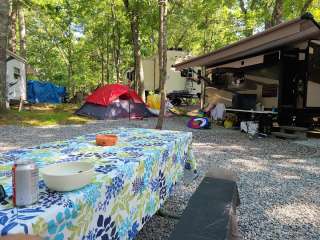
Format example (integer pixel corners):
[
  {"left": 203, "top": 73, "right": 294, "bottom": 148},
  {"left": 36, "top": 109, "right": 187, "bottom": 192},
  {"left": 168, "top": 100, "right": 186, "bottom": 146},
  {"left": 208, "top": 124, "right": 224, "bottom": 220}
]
[{"left": 1, "top": 117, "right": 320, "bottom": 239}]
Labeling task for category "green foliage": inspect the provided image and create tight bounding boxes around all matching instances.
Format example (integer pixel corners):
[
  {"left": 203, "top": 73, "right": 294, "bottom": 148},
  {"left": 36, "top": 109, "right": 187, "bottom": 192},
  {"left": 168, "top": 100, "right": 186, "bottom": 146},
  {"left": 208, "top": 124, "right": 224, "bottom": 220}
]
[{"left": 21, "top": 0, "right": 320, "bottom": 97}]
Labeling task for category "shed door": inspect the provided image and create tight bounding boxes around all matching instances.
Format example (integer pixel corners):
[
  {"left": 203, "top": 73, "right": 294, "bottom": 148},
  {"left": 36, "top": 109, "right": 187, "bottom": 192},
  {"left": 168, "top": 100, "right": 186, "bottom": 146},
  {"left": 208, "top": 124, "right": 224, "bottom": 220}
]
[{"left": 7, "top": 64, "right": 23, "bottom": 100}]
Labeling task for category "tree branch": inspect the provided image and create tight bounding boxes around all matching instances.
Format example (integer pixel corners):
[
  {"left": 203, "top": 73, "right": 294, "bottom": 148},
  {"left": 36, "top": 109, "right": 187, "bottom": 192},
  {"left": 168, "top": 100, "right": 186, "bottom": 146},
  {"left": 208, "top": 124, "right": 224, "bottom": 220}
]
[
  {"left": 123, "top": 0, "right": 129, "bottom": 11},
  {"left": 238, "top": 0, "right": 247, "bottom": 14},
  {"left": 301, "top": 0, "right": 313, "bottom": 15},
  {"left": 168, "top": 0, "right": 183, "bottom": 15},
  {"left": 173, "top": 31, "right": 187, "bottom": 49}
]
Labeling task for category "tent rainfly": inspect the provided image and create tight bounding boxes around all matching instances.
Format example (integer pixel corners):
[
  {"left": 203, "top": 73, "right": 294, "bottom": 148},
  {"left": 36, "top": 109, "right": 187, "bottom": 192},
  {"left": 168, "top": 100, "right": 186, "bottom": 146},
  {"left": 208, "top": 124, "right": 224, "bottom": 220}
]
[{"left": 76, "top": 84, "right": 154, "bottom": 120}]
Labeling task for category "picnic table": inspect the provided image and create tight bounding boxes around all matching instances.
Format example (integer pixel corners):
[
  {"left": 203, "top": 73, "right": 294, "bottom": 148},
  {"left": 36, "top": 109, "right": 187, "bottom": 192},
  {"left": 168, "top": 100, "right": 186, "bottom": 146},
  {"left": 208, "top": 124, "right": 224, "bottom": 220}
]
[
  {"left": 226, "top": 108, "right": 277, "bottom": 135},
  {"left": 0, "top": 128, "right": 196, "bottom": 239},
  {"left": 225, "top": 108, "right": 277, "bottom": 115}
]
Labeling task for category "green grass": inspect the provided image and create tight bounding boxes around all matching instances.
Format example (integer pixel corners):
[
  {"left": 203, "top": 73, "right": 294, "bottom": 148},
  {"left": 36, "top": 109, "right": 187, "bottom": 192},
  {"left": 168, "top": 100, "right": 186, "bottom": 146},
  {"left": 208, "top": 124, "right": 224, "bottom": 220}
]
[{"left": 0, "top": 104, "right": 92, "bottom": 126}]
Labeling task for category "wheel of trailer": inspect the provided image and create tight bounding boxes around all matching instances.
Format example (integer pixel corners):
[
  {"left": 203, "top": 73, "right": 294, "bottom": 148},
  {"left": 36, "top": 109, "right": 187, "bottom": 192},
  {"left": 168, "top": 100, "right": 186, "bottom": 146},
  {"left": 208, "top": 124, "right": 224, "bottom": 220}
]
[{"left": 171, "top": 98, "right": 182, "bottom": 106}]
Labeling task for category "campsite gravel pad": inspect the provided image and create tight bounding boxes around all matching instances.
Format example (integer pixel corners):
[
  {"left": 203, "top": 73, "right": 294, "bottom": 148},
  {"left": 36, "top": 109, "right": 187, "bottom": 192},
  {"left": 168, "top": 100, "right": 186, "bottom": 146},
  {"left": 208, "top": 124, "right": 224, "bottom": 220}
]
[{"left": 1, "top": 117, "right": 320, "bottom": 239}]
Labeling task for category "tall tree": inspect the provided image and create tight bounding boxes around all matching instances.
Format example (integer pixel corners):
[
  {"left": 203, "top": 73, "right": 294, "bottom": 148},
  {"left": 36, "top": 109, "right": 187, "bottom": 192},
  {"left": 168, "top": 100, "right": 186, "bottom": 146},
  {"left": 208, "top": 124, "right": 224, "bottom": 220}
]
[
  {"left": 105, "top": 36, "right": 110, "bottom": 84},
  {"left": 111, "top": 0, "right": 121, "bottom": 82},
  {"left": 123, "top": 0, "right": 145, "bottom": 100},
  {"left": 18, "top": 1, "right": 26, "bottom": 58},
  {"left": 0, "top": 0, "right": 9, "bottom": 111},
  {"left": 271, "top": 0, "right": 283, "bottom": 26},
  {"left": 156, "top": 0, "right": 168, "bottom": 130},
  {"left": 8, "top": 0, "right": 17, "bottom": 53}
]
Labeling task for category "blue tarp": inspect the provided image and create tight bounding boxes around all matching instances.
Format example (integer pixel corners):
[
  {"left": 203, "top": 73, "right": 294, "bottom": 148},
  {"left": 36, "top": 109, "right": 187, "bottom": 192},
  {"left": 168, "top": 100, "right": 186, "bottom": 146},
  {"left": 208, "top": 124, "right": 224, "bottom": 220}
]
[{"left": 27, "top": 80, "right": 66, "bottom": 104}]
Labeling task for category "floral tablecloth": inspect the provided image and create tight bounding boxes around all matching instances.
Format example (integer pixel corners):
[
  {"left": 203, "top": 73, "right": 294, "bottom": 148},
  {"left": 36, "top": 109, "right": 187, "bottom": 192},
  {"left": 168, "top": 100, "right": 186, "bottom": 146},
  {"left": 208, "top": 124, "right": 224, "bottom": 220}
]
[{"left": 0, "top": 128, "right": 196, "bottom": 239}]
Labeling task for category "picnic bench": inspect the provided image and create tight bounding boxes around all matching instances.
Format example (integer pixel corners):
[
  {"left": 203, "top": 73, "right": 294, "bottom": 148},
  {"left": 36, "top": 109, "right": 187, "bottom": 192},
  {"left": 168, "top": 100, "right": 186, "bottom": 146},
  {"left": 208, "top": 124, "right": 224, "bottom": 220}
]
[{"left": 168, "top": 168, "right": 240, "bottom": 240}]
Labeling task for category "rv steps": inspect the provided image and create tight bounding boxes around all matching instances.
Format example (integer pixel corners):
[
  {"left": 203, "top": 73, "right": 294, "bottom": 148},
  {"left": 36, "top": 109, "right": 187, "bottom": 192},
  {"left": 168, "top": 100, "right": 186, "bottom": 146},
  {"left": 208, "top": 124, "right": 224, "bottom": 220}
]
[
  {"left": 274, "top": 125, "right": 308, "bottom": 139},
  {"left": 271, "top": 132, "right": 302, "bottom": 140},
  {"left": 280, "top": 126, "right": 308, "bottom": 132},
  {"left": 307, "top": 130, "right": 320, "bottom": 139}
]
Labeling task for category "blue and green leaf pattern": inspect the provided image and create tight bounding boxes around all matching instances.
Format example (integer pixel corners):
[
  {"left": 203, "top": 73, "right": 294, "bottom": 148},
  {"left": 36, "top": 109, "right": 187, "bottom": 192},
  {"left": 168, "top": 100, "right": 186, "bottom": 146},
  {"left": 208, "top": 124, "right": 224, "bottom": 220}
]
[{"left": 0, "top": 128, "right": 195, "bottom": 239}]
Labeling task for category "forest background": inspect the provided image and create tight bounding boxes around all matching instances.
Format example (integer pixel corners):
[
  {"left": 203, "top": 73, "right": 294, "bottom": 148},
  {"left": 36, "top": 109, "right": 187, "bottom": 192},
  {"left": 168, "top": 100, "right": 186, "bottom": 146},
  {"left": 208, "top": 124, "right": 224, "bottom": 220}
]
[{"left": 5, "top": 0, "right": 320, "bottom": 99}]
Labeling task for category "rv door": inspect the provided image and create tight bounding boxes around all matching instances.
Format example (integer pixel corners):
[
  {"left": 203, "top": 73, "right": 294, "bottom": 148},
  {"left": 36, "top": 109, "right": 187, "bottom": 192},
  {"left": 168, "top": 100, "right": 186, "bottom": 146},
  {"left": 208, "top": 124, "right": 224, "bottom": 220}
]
[{"left": 306, "top": 41, "right": 320, "bottom": 107}]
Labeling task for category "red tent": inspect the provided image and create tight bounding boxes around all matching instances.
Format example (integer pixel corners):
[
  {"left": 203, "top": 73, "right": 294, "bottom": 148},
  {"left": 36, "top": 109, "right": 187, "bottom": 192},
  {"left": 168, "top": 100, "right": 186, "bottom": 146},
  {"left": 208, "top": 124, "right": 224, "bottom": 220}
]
[
  {"left": 86, "top": 84, "right": 144, "bottom": 106},
  {"left": 76, "top": 84, "right": 154, "bottom": 120}
]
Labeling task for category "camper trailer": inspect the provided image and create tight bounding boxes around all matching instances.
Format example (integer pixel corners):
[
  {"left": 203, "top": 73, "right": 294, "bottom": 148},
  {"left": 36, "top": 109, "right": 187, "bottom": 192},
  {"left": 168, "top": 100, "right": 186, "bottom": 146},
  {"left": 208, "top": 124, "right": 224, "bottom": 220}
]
[
  {"left": 143, "top": 49, "right": 201, "bottom": 95},
  {"left": 173, "top": 14, "right": 320, "bottom": 128},
  {"left": 204, "top": 40, "right": 320, "bottom": 127},
  {"left": 6, "top": 50, "right": 27, "bottom": 102},
  {"left": 126, "top": 50, "right": 201, "bottom": 99}
]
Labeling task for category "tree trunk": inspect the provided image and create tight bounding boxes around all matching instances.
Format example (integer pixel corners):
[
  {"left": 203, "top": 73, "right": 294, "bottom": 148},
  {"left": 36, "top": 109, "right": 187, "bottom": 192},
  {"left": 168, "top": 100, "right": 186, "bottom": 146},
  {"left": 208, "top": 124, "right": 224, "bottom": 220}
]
[
  {"left": 65, "top": 0, "right": 74, "bottom": 97},
  {"left": 271, "top": 0, "right": 283, "bottom": 27},
  {"left": 301, "top": 0, "right": 313, "bottom": 15},
  {"left": 17, "top": 1, "right": 25, "bottom": 111},
  {"left": 17, "top": 2, "right": 26, "bottom": 58},
  {"left": 68, "top": 55, "right": 73, "bottom": 96},
  {"left": 106, "top": 36, "right": 110, "bottom": 84},
  {"left": 238, "top": 0, "right": 253, "bottom": 37},
  {"left": 0, "top": 0, "right": 9, "bottom": 111},
  {"left": 156, "top": 0, "right": 168, "bottom": 130},
  {"left": 100, "top": 51, "right": 104, "bottom": 86},
  {"left": 116, "top": 25, "right": 121, "bottom": 81},
  {"left": 173, "top": 32, "right": 186, "bottom": 49},
  {"left": 111, "top": 0, "right": 121, "bottom": 83},
  {"left": 202, "top": 14, "right": 209, "bottom": 53},
  {"left": 265, "top": 20, "right": 272, "bottom": 29},
  {"left": 123, "top": 0, "right": 145, "bottom": 100},
  {"left": 8, "top": 0, "right": 17, "bottom": 53},
  {"left": 67, "top": 32, "right": 73, "bottom": 96}
]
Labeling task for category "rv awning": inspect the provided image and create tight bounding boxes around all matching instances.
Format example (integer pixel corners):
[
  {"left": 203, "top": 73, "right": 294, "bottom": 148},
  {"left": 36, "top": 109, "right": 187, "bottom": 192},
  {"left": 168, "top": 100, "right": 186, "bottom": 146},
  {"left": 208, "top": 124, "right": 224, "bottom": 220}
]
[{"left": 173, "top": 14, "right": 320, "bottom": 70}]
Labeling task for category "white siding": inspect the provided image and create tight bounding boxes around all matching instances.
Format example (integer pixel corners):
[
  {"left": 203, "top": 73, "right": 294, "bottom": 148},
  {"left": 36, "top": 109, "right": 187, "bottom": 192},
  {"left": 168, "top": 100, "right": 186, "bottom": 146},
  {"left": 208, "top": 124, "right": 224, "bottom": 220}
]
[
  {"left": 206, "top": 84, "right": 278, "bottom": 108},
  {"left": 143, "top": 58, "right": 156, "bottom": 90},
  {"left": 142, "top": 50, "right": 201, "bottom": 94},
  {"left": 6, "top": 58, "right": 26, "bottom": 100},
  {"left": 307, "top": 81, "right": 320, "bottom": 107},
  {"left": 166, "top": 51, "right": 189, "bottom": 92}
]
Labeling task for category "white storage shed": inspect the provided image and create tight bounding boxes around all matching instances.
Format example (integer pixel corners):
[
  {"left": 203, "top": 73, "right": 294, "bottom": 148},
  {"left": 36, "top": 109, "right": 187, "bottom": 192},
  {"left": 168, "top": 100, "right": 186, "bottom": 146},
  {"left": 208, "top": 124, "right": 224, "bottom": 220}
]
[{"left": 6, "top": 50, "right": 27, "bottom": 101}]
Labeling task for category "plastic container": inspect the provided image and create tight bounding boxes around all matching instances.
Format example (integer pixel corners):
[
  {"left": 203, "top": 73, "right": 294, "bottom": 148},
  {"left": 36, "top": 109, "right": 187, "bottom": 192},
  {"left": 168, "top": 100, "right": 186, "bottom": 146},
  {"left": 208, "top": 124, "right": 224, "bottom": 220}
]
[
  {"left": 224, "top": 120, "right": 233, "bottom": 129},
  {"left": 41, "top": 162, "right": 95, "bottom": 192},
  {"left": 96, "top": 134, "right": 118, "bottom": 146},
  {"left": 147, "top": 94, "right": 161, "bottom": 110}
]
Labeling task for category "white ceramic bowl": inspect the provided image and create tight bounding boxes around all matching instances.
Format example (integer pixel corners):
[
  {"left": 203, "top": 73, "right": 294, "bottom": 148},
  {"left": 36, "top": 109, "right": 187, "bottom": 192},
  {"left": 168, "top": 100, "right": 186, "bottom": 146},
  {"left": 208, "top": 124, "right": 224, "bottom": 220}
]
[{"left": 41, "top": 162, "right": 95, "bottom": 192}]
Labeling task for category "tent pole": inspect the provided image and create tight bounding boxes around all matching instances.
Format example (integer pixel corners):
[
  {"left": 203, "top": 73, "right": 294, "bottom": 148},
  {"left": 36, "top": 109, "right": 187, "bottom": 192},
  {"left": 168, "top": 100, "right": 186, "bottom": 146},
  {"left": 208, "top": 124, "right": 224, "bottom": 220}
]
[{"left": 129, "top": 100, "right": 131, "bottom": 121}]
